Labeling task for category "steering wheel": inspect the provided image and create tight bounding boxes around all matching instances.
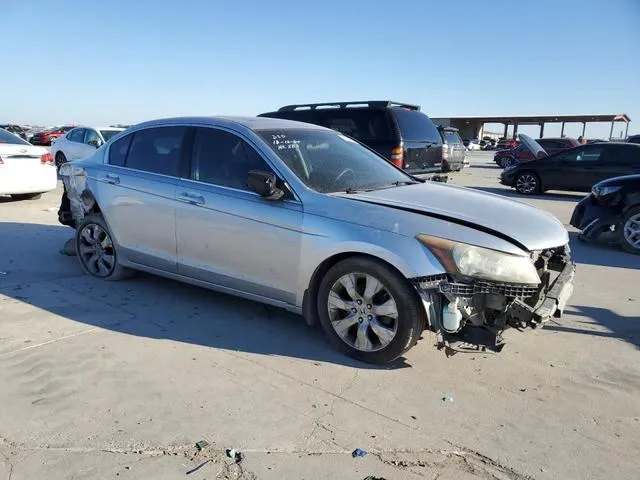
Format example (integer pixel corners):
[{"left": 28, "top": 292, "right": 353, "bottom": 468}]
[{"left": 335, "top": 168, "right": 355, "bottom": 185}]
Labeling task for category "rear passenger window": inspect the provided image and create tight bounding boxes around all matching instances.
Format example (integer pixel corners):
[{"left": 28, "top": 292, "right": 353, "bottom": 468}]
[
  {"left": 391, "top": 108, "right": 441, "bottom": 144},
  {"left": 192, "top": 128, "right": 273, "bottom": 190},
  {"left": 126, "top": 127, "right": 186, "bottom": 176},
  {"left": 109, "top": 134, "right": 131, "bottom": 167},
  {"left": 68, "top": 129, "right": 84, "bottom": 143}
]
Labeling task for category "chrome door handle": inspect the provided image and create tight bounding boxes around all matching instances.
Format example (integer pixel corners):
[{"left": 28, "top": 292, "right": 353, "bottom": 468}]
[
  {"left": 178, "top": 192, "right": 205, "bottom": 205},
  {"left": 104, "top": 174, "right": 120, "bottom": 184}
]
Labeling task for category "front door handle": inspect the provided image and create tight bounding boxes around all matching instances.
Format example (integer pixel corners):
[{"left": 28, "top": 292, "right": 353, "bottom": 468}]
[
  {"left": 103, "top": 173, "right": 120, "bottom": 184},
  {"left": 178, "top": 192, "right": 205, "bottom": 205}
]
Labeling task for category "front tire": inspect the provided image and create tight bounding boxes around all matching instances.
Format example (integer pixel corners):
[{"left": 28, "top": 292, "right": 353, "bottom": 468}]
[
  {"left": 618, "top": 206, "right": 640, "bottom": 255},
  {"left": 75, "top": 214, "right": 133, "bottom": 280},
  {"left": 317, "top": 257, "right": 422, "bottom": 364},
  {"left": 11, "top": 193, "right": 42, "bottom": 200},
  {"left": 514, "top": 172, "right": 541, "bottom": 195}
]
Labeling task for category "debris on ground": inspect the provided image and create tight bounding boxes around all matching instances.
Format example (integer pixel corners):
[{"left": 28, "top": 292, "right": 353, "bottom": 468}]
[
  {"left": 225, "top": 448, "right": 243, "bottom": 463},
  {"left": 442, "top": 395, "right": 454, "bottom": 403},
  {"left": 195, "top": 440, "right": 209, "bottom": 451},
  {"left": 363, "top": 476, "right": 387, "bottom": 480},
  {"left": 352, "top": 448, "right": 368, "bottom": 458},
  {"left": 60, "top": 238, "right": 76, "bottom": 256},
  {"left": 520, "top": 388, "right": 527, "bottom": 392},
  {"left": 186, "top": 459, "right": 211, "bottom": 475}
]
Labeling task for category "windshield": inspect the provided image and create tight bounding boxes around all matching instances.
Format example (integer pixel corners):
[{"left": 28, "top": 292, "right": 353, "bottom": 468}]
[
  {"left": 100, "top": 129, "right": 122, "bottom": 142},
  {"left": 0, "top": 128, "right": 30, "bottom": 145},
  {"left": 257, "top": 129, "right": 416, "bottom": 193}
]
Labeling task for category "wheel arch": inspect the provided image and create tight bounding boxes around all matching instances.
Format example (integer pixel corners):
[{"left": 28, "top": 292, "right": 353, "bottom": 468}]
[{"left": 301, "top": 250, "right": 422, "bottom": 327}]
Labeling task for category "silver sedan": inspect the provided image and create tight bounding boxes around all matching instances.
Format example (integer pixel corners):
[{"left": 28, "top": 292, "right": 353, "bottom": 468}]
[{"left": 59, "top": 116, "right": 575, "bottom": 363}]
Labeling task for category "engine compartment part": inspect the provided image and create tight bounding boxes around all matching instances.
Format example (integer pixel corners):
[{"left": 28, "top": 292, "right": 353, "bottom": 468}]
[{"left": 414, "top": 245, "right": 575, "bottom": 353}]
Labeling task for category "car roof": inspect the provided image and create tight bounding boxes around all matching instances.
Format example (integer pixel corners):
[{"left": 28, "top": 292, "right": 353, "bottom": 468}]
[{"left": 130, "top": 116, "right": 329, "bottom": 132}]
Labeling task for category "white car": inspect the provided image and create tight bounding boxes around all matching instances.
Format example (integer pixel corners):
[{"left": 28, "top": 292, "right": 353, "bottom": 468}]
[
  {"left": 466, "top": 139, "right": 481, "bottom": 151},
  {"left": 52, "top": 126, "right": 124, "bottom": 167},
  {"left": 0, "top": 128, "right": 57, "bottom": 200}
]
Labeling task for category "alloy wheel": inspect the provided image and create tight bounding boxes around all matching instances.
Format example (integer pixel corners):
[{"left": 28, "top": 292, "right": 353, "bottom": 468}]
[
  {"left": 78, "top": 223, "right": 116, "bottom": 277},
  {"left": 516, "top": 174, "right": 538, "bottom": 194},
  {"left": 623, "top": 213, "right": 640, "bottom": 250},
  {"left": 327, "top": 273, "right": 398, "bottom": 352}
]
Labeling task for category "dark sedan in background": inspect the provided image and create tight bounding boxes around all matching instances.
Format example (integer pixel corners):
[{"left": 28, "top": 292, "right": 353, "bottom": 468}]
[
  {"left": 571, "top": 175, "right": 640, "bottom": 254},
  {"left": 500, "top": 134, "right": 640, "bottom": 195}
]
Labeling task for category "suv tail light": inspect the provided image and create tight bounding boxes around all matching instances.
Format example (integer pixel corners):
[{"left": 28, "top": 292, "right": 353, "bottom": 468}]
[
  {"left": 390, "top": 146, "right": 404, "bottom": 168},
  {"left": 40, "top": 153, "right": 54, "bottom": 165}
]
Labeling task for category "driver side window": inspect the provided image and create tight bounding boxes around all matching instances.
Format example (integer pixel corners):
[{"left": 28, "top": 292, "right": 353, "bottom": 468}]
[
  {"left": 559, "top": 147, "right": 603, "bottom": 162},
  {"left": 191, "top": 128, "right": 274, "bottom": 191}
]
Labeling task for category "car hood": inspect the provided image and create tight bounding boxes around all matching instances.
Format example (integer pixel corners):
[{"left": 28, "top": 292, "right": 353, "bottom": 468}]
[
  {"left": 342, "top": 182, "right": 569, "bottom": 251},
  {"left": 518, "top": 133, "right": 548, "bottom": 158},
  {"left": 596, "top": 174, "right": 640, "bottom": 187}
]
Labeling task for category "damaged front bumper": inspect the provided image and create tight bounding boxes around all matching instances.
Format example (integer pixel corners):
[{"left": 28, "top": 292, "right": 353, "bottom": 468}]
[
  {"left": 570, "top": 194, "right": 621, "bottom": 240},
  {"left": 414, "top": 245, "right": 575, "bottom": 352}
]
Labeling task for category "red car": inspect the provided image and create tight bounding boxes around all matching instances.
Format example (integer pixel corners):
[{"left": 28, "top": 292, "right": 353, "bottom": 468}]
[
  {"left": 29, "top": 126, "right": 76, "bottom": 146},
  {"left": 495, "top": 137, "right": 579, "bottom": 167}
]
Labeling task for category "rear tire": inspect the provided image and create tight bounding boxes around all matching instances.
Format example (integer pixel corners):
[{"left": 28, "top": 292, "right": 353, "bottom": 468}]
[
  {"left": 11, "top": 193, "right": 42, "bottom": 200},
  {"left": 75, "top": 214, "right": 133, "bottom": 280},
  {"left": 617, "top": 206, "right": 640, "bottom": 255},
  {"left": 316, "top": 257, "right": 422, "bottom": 364}
]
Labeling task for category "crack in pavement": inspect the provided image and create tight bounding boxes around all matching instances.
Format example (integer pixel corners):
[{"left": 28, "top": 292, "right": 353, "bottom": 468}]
[{"left": 0, "top": 328, "right": 100, "bottom": 359}]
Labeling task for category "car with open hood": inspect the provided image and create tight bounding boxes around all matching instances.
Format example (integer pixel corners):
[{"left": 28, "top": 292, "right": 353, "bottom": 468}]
[
  {"left": 500, "top": 134, "right": 640, "bottom": 195},
  {"left": 58, "top": 116, "right": 575, "bottom": 363}
]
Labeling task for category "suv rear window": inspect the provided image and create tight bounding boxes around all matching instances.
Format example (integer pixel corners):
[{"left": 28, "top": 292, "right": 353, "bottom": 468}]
[
  {"left": 391, "top": 108, "right": 441, "bottom": 143},
  {"left": 440, "top": 129, "right": 462, "bottom": 145}
]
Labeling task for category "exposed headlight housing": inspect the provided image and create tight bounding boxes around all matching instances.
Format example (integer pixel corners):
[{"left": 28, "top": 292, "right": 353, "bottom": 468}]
[
  {"left": 417, "top": 235, "right": 540, "bottom": 285},
  {"left": 591, "top": 185, "right": 621, "bottom": 198}
]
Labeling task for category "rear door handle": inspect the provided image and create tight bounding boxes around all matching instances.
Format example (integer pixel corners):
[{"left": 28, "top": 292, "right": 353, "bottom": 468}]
[
  {"left": 103, "top": 173, "right": 120, "bottom": 184},
  {"left": 178, "top": 192, "right": 205, "bottom": 205}
]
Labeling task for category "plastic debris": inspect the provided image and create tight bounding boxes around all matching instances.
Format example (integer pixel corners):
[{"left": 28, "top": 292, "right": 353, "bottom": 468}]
[
  {"left": 186, "top": 459, "right": 211, "bottom": 475},
  {"left": 195, "top": 440, "right": 209, "bottom": 451},
  {"left": 363, "top": 477, "right": 387, "bottom": 480},
  {"left": 442, "top": 395, "right": 454, "bottom": 403},
  {"left": 226, "top": 448, "right": 243, "bottom": 463},
  {"left": 352, "top": 448, "right": 367, "bottom": 458}
]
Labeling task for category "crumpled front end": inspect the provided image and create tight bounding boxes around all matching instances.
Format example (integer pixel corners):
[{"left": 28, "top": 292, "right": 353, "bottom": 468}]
[
  {"left": 414, "top": 244, "right": 575, "bottom": 352},
  {"left": 57, "top": 163, "right": 94, "bottom": 229}
]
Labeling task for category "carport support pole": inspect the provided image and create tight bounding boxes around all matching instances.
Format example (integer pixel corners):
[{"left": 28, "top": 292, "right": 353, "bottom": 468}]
[
  {"left": 581, "top": 122, "right": 586, "bottom": 136},
  {"left": 503, "top": 123, "right": 509, "bottom": 138},
  {"left": 609, "top": 120, "right": 615, "bottom": 140},
  {"left": 560, "top": 121, "right": 566, "bottom": 137},
  {"left": 625, "top": 122, "right": 629, "bottom": 139},
  {"left": 539, "top": 122, "right": 545, "bottom": 138},
  {"left": 513, "top": 123, "right": 519, "bottom": 139}
]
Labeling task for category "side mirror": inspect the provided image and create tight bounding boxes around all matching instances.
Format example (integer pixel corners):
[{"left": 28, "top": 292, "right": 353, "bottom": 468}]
[
  {"left": 88, "top": 139, "right": 101, "bottom": 148},
  {"left": 247, "top": 170, "right": 284, "bottom": 200}
]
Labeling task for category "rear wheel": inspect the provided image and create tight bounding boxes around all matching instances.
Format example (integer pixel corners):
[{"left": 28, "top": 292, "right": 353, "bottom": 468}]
[
  {"left": 75, "top": 214, "right": 133, "bottom": 280},
  {"left": 317, "top": 257, "right": 422, "bottom": 364},
  {"left": 618, "top": 206, "right": 640, "bottom": 254},
  {"left": 505, "top": 157, "right": 517, "bottom": 167},
  {"left": 11, "top": 193, "right": 42, "bottom": 200},
  {"left": 55, "top": 152, "right": 67, "bottom": 169},
  {"left": 514, "top": 172, "right": 541, "bottom": 195}
]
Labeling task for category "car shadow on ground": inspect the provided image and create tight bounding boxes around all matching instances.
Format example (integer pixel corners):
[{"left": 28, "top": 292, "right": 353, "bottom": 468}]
[
  {"left": 0, "top": 222, "right": 411, "bottom": 370},
  {"left": 568, "top": 231, "right": 640, "bottom": 270},
  {"left": 471, "top": 186, "right": 586, "bottom": 202},
  {"left": 545, "top": 305, "right": 640, "bottom": 349}
]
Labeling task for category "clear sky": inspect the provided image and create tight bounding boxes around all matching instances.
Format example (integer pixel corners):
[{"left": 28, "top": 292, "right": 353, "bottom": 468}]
[{"left": 2, "top": 0, "right": 639, "bottom": 137}]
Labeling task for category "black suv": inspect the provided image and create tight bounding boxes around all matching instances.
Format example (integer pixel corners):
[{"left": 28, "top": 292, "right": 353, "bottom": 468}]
[{"left": 258, "top": 101, "right": 446, "bottom": 179}]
